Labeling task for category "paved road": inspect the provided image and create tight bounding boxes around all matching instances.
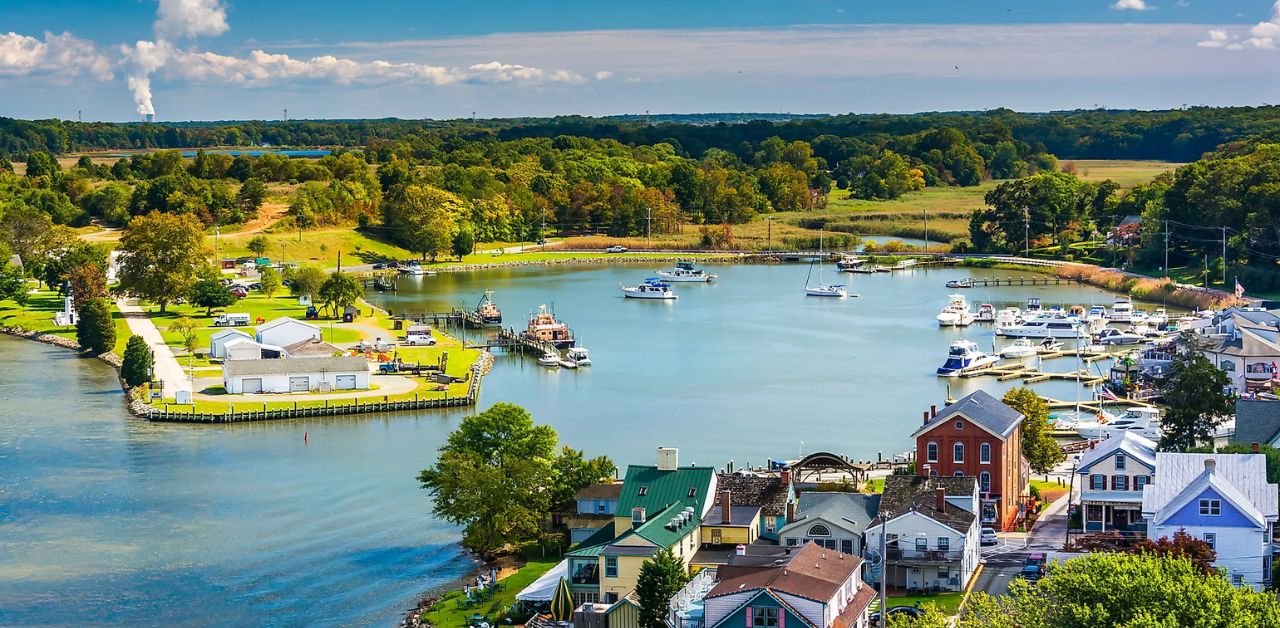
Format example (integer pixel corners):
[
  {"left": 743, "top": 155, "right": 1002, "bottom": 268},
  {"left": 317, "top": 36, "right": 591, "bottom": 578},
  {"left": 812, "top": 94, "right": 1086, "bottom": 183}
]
[
  {"left": 116, "top": 298, "right": 192, "bottom": 394},
  {"left": 974, "top": 484, "right": 1072, "bottom": 598}
]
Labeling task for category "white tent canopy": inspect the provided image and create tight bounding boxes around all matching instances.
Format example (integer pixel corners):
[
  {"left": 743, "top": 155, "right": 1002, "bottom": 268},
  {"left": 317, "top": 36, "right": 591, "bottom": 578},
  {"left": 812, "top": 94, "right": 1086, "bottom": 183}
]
[{"left": 515, "top": 559, "right": 569, "bottom": 602}]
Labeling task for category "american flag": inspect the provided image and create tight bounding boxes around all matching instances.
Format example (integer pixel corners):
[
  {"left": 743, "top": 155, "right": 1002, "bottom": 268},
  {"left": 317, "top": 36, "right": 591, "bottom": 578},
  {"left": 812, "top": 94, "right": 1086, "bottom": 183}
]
[{"left": 1236, "top": 279, "right": 1246, "bottom": 299}]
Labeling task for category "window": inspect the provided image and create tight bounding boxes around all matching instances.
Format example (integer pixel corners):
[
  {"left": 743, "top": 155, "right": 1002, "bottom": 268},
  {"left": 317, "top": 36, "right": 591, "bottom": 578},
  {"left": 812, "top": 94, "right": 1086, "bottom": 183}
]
[
  {"left": 605, "top": 556, "right": 618, "bottom": 578},
  {"left": 954, "top": 471, "right": 965, "bottom": 477},
  {"left": 937, "top": 537, "right": 949, "bottom": 551},
  {"left": 915, "top": 537, "right": 928, "bottom": 551},
  {"left": 751, "top": 607, "right": 779, "bottom": 628},
  {"left": 605, "top": 592, "right": 619, "bottom": 604},
  {"left": 1204, "top": 533, "right": 1216, "bottom": 549},
  {"left": 1221, "top": 360, "right": 1236, "bottom": 372},
  {"left": 980, "top": 443, "right": 991, "bottom": 464},
  {"left": 786, "top": 538, "right": 797, "bottom": 547},
  {"left": 808, "top": 524, "right": 831, "bottom": 537},
  {"left": 926, "top": 442, "right": 938, "bottom": 462},
  {"left": 1267, "top": 557, "right": 1273, "bottom": 582},
  {"left": 1233, "top": 574, "right": 1245, "bottom": 586},
  {"left": 637, "top": 486, "right": 647, "bottom": 496},
  {"left": 955, "top": 421, "right": 965, "bottom": 430},
  {"left": 1135, "top": 475, "right": 1148, "bottom": 490},
  {"left": 597, "top": 502, "right": 607, "bottom": 514},
  {"left": 687, "top": 487, "right": 697, "bottom": 498},
  {"left": 979, "top": 471, "right": 991, "bottom": 493},
  {"left": 1086, "top": 505, "right": 1104, "bottom": 521},
  {"left": 937, "top": 566, "right": 950, "bottom": 579},
  {"left": 841, "top": 539, "right": 854, "bottom": 555},
  {"left": 929, "top": 469, "right": 939, "bottom": 477},
  {"left": 1111, "top": 475, "right": 1129, "bottom": 491},
  {"left": 1115, "top": 453, "right": 1126, "bottom": 470},
  {"left": 954, "top": 443, "right": 965, "bottom": 463},
  {"left": 1091, "top": 474, "right": 1105, "bottom": 491},
  {"left": 631, "top": 508, "right": 646, "bottom": 524},
  {"left": 1200, "top": 499, "right": 1222, "bottom": 516}
]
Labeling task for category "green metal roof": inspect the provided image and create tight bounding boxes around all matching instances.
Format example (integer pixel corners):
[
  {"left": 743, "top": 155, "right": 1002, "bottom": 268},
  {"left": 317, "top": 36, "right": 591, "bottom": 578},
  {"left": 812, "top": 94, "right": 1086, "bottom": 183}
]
[
  {"left": 615, "top": 464, "right": 716, "bottom": 518},
  {"left": 565, "top": 521, "right": 616, "bottom": 558}
]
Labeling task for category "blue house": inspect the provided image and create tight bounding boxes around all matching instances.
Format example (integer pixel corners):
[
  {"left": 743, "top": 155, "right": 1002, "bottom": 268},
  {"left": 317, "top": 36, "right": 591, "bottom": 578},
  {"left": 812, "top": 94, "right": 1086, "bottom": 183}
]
[
  {"left": 567, "top": 482, "right": 621, "bottom": 544},
  {"left": 1142, "top": 453, "right": 1279, "bottom": 590}
]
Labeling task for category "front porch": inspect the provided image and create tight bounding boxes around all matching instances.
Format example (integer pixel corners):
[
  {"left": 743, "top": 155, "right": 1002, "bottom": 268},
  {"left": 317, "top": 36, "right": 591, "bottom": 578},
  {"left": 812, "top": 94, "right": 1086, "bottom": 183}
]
[
  {"left": 1081, "top": 499, "right": 1146, "bottom": 533},
  {"left": 881, "top": 562, "right": 965, "bottom": 593}
]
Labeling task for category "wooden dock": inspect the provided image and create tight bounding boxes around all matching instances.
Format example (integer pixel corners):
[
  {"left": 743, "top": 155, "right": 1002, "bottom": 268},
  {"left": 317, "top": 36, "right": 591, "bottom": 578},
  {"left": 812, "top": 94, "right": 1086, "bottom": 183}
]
[
  {"left": 962, "top": 363, "right": 1108, "bottom": 386},
  {"left": 469, "top": 328, "right": 563, "bottom": 356},
  {"left": 952, "top": 276, "right": 1078, "bottom": 287}
]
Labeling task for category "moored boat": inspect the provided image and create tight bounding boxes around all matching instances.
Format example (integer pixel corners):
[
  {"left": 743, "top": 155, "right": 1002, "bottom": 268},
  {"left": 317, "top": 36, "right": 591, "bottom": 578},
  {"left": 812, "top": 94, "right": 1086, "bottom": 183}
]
[
  {"left": 523, "top": 304, "right": 575, "bottom": 347},
  {"left": 836, "top": 256, "right": 867, "bottom": 272},
  {"left": 1111, "top": 297, "right": 1133, "bottom": 323},
  {"left": 937, "top": 340, "right": 1000, "bottom": 377},
  {"left": 996, "top": 314, "right": 1088, "bottom": 339},
  {"left": 1076, "top": 407, "right": 1161, "bottom": 440},
  {"left": 655, "top": 260, "right": 717, "bottom": 282},
  {"left": 975, "top": 303, "right": 996, "bottom": 322},
  {"left": 805, "top": 230, "right": 849, "bottom": 297},
  {"left": 999, "top": 338, "right": 1038, "bottom": 358},
  {"left": 475, "top": 290, "right": 502, "bottom": 326},
  {"left": 1026, "top": 297, "right": 1042, "bottom": 313},
  {"left": 937, "top": 294, "right": 976, "bottom": 326},
  {"left": 945, "top": 278, "right": 974, "bottom": 289},
  {"left": 537, "top": 350, "right": 562, "bottom": 367},
  {"left": 621, "top": 278, "right": 678, "bottom": 299},
  {"left": 565, "top": 347, "right": 592, "bottom": 367}
]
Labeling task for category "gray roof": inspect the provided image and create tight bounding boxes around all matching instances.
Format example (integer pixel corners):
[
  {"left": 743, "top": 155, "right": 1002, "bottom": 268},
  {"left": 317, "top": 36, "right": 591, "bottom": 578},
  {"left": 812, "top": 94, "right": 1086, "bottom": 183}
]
[
  {"left": 223, "top": 355, "right": 368, "bottom": 377},
  {"left": 1211, "top": 327, "right": 1280, "bottom": 358},
  {"left": 716, "top": 474, "right": 790, "bottom": 516},
  {"left": 1076, "top": 432, "right": 1157, "bottom": 473},
  {"left": 912, "top": 390, "right": 1024, "bottom": 440},
  {"left": 1216, "top": 308, "right": 1280, "bottom": 328},
  {"left": 780, "top": 492, "right": 881, "bottom": 536},
  {"left": 282, "top": 338, "right": 344, "bottom": 358},
  {"left": 705, "top": 505, "right": 763, "bottom": 527},
  {"left": 872, "top": 475, "right": 977, "bottom": 532},
  {"left": 1232, "top": 400, "right": 1280, "bottom": 447},
  {"left": 256, "top": 316, "right": 319, "bottom": 333},
  {"left": 1143, "top": 453, "right": 1277, "bottom": 523}
]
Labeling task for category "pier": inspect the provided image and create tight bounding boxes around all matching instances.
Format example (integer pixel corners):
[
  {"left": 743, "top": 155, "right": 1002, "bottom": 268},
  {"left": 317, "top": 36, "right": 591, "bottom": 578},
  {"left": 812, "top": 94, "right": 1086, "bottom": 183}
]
[
  {"left": 951, "top": 275, "right": 1078, "bottom": 287},
  {"left": 471, "top": 328, "right": 562, "bottom": 355}
]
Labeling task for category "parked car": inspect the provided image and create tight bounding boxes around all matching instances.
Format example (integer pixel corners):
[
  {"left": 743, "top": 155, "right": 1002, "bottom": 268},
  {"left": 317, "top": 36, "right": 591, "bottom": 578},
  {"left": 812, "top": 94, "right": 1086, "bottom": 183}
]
[
  {"left": 605, "top": 245, "right": 628, "bottom": 253},
  {"left": 248, "top": 282, "right": 262, "bottom": 290},
  {"left": 386, "top": 260, "right": 400, "bottom": 269},
  {"left": 372, "top": 262, "right": 385, "bottom": 270},
  {"left": 230, "top": 286, "right": 249, "bottom": 298},
  {"left": 980, "top": 527, "right": 999, "bottom": 546},
  {"left": 1018, "top": 553, "right": 1047, "bottom": 581},
  {"left": 355, "top": 339, "right": 395, "bottom": 352}
]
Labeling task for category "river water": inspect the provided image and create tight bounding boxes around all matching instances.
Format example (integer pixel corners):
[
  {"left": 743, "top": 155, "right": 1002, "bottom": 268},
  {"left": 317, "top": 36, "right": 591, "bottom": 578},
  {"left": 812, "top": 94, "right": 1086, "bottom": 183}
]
[{"left": 1, "top": 264, "right": 1135, "bottom": 625}]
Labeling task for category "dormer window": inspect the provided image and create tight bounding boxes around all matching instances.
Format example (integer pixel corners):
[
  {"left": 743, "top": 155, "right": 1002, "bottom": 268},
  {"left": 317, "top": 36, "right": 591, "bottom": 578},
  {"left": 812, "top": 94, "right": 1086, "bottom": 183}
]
[
  {"left": 638, "top": 486, "right": 648, "bottom": 496},
  {"left": 687, "top": 487, "right": 697, "bottom": 498},
  {"left": 955, "top": 421, "right": 965, "bottom": 430}
]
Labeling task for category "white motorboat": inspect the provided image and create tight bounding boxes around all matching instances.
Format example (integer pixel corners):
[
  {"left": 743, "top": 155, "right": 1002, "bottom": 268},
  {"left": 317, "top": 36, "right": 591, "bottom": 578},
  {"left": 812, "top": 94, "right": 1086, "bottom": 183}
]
[
  {"left": 1111, "top": 297, "right": 1133, "bottom": 323},
  {"left": 400, "top": 261, "right": 436, "bottom": 276},
  {"left": 1076, "top": 407, "right": 1161, "bottom": 440},
  {"left": 537, "top": 351, "right": 561, "bottom": 367},
  {"left": 1050, "top": 409, "right": 1119, "bottom": 431},
  {"left": 621, "top": 278, "right": 678, "bottom": 300},
  {"left": 805, "top": 231, "right": 849, "bottom": 298},
  {"left": 656, "top": 260, "right": 717, "bottom": 282},
  {"left": 1148, "top": 307, "right": 1168, "bottom": 327},
  {"left": 937, "top": 294, "right": 976, "bottom": 326},
  {"left": 1037, "top": 338, "right": 1064, "bottom": 351},
  {"left": 836, "top": 256, "right": 867, "bottom": 272},
  {"left": 565, "top": 347, "right": 592, "bottom": 367},
  {"left": 1026, "top": 297, "right": 1042, "bottom": 313},
  {"left": 1097, "top": 328, "right": 1145, "bottom": 345},
  {"left": 975, "top": 303, "right": 996, "bottom": 322},
  {"left": 1131, "top": 310, "right": 1149, "bottom": 324},
  {"left": 999, "top": 338, "right": 1038, "bottom": 359},
  {"left": 1088, "top": 305, "right": 1108, "bottom": 321},
  {"left": 997, "top": 315, "right": 1088, "bottom": 339},
  {"left": 936, "top": 340, "right": 1000, "bottom": 377},
  {"left": 995, "top": 307, "right": 1023, "bottom": 330},
  {"left": 945, "top": 278, "right": 974, "bottom": 289}
]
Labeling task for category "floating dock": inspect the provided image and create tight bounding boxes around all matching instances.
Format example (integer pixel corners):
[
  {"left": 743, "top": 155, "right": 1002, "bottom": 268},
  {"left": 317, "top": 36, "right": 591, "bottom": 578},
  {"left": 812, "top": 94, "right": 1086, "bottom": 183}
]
[{"left": 949, "top": 276, "right": 1078, "bottom": 287}]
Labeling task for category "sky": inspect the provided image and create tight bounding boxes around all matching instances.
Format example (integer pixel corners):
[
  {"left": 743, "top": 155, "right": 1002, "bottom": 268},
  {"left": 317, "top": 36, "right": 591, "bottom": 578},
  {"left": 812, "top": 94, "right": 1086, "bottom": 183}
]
[{"left": 2, "top": 0, "right": 1280, "bottom": 122}]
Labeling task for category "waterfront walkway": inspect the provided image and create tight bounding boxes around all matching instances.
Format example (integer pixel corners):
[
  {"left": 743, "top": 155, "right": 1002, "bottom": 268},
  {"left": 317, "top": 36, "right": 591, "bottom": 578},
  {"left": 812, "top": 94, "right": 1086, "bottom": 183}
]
[{"left": 116, "top": 298, "right": 192, "bottom": 394}]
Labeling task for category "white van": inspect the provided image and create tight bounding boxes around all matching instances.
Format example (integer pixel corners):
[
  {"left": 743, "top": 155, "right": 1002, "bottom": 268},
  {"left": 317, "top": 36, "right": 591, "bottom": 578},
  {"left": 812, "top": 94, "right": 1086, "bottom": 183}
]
[{"left": 213, "top": 313, "right": 252, "bottom": 327}]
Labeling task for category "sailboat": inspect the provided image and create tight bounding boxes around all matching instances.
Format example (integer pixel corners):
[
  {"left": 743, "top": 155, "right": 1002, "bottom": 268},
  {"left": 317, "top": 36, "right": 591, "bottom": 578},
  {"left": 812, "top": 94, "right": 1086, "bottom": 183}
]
[{"left": 805, "top": 230, "right": 850, "bottom": 298}]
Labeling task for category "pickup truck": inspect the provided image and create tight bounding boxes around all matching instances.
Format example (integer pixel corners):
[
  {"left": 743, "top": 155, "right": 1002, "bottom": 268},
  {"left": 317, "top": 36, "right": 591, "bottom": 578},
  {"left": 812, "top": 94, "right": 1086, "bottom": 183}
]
[{"left": 605, "top": 245, "right": 628, "bottom": 253}]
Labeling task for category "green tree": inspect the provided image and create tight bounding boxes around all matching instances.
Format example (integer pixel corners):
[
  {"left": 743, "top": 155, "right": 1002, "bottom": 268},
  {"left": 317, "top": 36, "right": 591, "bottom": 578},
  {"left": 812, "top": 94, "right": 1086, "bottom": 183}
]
[
  {"left": 116, "top": 212, "right": 207, "bottom": 313},
  {"left": 259, "top": 267, "right": 282, "bottom": 300},
  {"left": 550, "top": 446, "right": 617, "bottom": 512},
  {"left": 452, "top": 222, "right": 476, "bottom": 261},
  {"left": 190, "top": 277, "right": 236, "bottom": 316},
  {"left": 75, "top": 298, "right": 115, "bottom": 355},
  {"left": 121, "top": 334, "right": 153, "bottom": 388},
  {"left": 317, "top": 271, "right": 362, "bottom": 317},
  {"left": 636, "top": 548, "right": 689, "bottom": 628},
  {"left": 383, "top": 183, "right": 463, "bottom": 261},
  {"left": 0, "top": 263, "right": 28, "bottom": 306},
  {"left": 960, "top": 553, "right": 1280, "bottom": 627},
  {"left": 236, "top": 179, "right": 268, "bottom": 220},
  {"left": 246, "top": 234, "right": 270, "bottom": 258},
  {"left": 23, "top": 151, "right": 60, "bottom": 178},
  {"left": 417, "top": 403, "right": 559, "bottom": 554},
  {"left": 288, "top": 265, "right": 328, "bottom": 299},
  {"left": 1158, "top": 339, "right": 1231, "bottom": 451},
  {"left": 168, "top": 316, "right": 200, "bottom": 355},
  {"left": 66, "top": 261, "right": 108, "bottom": 316},
  {"left": 1002, "top": 387, "right": 1064, "bottom": 473}
]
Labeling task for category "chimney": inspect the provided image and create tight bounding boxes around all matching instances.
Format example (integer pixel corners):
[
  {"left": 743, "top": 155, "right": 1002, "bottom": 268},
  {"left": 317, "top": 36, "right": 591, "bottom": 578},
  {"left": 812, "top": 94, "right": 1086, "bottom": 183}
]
[
  {"left": 735, "top": 544, "right": 746, "bottom": 556},
  {"left": 935, "top": 488, "right": 946, "bottom": 513},
  {"left": 923, "top": 411, "right": 930, "bottom": 426},
  {"left": 931, "top": 405, "right": 938, "bottom": 418},
  {"left": 1204, "top": 458, "right": 1216, "bottom": 474},
  {"left": 780, "top": 468, "right": 791, "bottom": 486},
  {"left": 1254, "top": 442, "right": 1262, "bottom": 453},
  {"left": 657, "top": 447, "right": 679, "bottom": 471},
  {"left": 720, "top": 490, "right": 733, "bottom": 524},
  {"left": 786, "top": 500, "right": 796, "bottom": 523},
  {"left": 1090, "top": 441, "right": 1096, "bottom": 450}
]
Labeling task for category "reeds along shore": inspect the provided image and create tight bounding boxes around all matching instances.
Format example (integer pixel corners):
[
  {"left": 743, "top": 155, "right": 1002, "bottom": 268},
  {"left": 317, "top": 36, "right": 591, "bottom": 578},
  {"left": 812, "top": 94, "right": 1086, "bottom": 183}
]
[{"left": 1053, "top": 263, "right": 1242, "bottom": 311}]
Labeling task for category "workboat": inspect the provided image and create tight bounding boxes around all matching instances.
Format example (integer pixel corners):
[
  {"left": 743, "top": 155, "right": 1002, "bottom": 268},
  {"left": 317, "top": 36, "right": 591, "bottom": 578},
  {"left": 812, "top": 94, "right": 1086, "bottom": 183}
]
[
  {"left": 655, "top": 260, "right": 717, "bottom": 282},
  {"left": 1111, "top": 297, "right": 1133, "bottom": 323},
  {"left": 621, "top": 278, "right": 678, "bottom": 300},
  {"left": 945, "top": 278, "right": 974, "bottom": 289},
  {"left": 1096, "top": 328, "right": 1145, "bottom": 345},
  {"left": 523, "top": 304, "right": 575, "bottom": 347},
  {"left": 565, "top": 347, "right": 592, "bottom": 367},
  {"left": 937, "top": 294, "right": 976, "bottom": 326},
  {"left": 975, "top": 303, "right": 996, "bottom": 322},
  {"left": 996, "top": 315, "right": 1088, "bottom": 339},
  {"left": 936, "top": 340, "right": 1000, "bottom": 377},
  {"left": 474, "top": 290, "right": 502, "bottom": 326},
  {"left": 1075, "top": 407, "right": 1161, "bottom": 440},
  {"left": 999, "top": 338, "right": 1038, "bottom": 358},
  {"left": 537, "top": 350, "right": 562, "bottom": 367},
  {"left": 836, "top": 256, "right": 867, "bottom": 272},
  {"left": 805, "top": 231, "right": 849, "bottom": 297}
]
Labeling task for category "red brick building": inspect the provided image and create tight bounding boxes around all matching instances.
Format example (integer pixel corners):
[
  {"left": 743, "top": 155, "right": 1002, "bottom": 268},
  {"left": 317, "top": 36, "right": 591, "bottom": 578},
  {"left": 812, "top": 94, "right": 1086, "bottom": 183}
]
[{"left": 911, "top": 391, "right": 1028, "bottom": 531}]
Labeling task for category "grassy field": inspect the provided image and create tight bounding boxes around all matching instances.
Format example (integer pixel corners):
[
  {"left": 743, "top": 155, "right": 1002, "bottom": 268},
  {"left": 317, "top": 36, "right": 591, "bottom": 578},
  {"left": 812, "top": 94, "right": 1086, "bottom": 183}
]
[
  {"left": 420, "top": 553, "right": 562, "bottom": 628},
  {"left": 0, "top": 288, "right": 130, "bottom": 354},
  {"left": 885, "top": 592, "right": 965, "bottom": 616},
  {"left": 1064, "top": 160, "right": 1182, "bottom": 187}
]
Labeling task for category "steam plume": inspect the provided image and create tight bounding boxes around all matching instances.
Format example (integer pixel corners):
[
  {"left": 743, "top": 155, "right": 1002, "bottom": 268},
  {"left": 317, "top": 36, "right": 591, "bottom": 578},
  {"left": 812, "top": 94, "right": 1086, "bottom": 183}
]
[{"left": 127, "top": 0, "right": 229, "bottom": 118}]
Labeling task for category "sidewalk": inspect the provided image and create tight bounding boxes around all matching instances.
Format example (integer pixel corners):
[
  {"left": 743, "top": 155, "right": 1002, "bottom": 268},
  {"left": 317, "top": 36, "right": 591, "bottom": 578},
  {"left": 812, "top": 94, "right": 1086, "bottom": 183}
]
[{"left": 116, "top": 298, "right": 192, "bottom": 394}]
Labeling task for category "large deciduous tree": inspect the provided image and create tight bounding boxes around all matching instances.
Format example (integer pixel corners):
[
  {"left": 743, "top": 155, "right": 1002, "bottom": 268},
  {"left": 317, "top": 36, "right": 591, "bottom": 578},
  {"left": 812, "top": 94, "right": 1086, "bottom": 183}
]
[
  {"left": 383, "top": 184, "right": 464, "bottom": 261},
  {"left": 76, "top": 298, "right": 115, "bottom": 355},
  {"left": 317, "top": 271, "right": 362, "bottom": 317},
  {"left": 550, "top": 446, "right": 617, "bottom": 512},
  {"left": 190, "top": 277, "right": 236, "bottom": 316},
  {"left": 288, "top": 265, "right": 327, "bottom": 299},
  {"left": 636, "top": 549, "right": 689, "bottom": 628},
  {"left": 116, "top": 212, "right": 207, "bottom": 313},
  {"left": 1158, "top": 338, "right": 1231, "bottom": 451},
  {"left": 1002, "top": 387, "right": 1064, "bottom": 474}
]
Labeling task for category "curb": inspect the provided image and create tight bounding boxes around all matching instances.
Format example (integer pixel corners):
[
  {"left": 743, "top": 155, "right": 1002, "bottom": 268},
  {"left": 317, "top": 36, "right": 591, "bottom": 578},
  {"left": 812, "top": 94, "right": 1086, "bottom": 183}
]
[{"left": 958, "top": 563, "right": 984, "bottom": 615}]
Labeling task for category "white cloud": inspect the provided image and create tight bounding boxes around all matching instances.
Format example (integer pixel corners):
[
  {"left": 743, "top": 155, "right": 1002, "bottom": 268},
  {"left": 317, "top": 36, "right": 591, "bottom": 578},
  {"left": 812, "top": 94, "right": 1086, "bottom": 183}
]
[
  {"left": 0, "top": 31, "right": 113, "bottom": 80},
  {"left": 594, "top": 70, "right": 614, "bottom": 80},
  {"left": 1198, "top": 1, "right": 1280, "bottom": 50},
  {"left": 155, "top": 0, "right": 229, "bottom": 40},
  {"left": 1112, "top": 0, "right": 1153, "bottom": 10}
]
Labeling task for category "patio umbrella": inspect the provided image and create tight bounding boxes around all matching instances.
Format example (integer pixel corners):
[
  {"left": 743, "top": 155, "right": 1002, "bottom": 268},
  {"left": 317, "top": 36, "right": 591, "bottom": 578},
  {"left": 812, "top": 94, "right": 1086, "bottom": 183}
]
[{"left": 549, "top": 576, "right": 574, "bottom": 622}]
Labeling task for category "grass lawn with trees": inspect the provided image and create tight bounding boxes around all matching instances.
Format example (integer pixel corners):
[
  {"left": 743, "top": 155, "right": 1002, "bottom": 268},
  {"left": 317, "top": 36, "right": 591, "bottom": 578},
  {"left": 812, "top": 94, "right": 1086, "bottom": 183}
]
[
  {"left": 0, "top": 288, "right": 130, "bottom": 354},
  {"left": 418, "top": 552, "right": 562, "bottom": 628},
  {"left": 884, "top": 592, "right": 965, "bottom": 616}
]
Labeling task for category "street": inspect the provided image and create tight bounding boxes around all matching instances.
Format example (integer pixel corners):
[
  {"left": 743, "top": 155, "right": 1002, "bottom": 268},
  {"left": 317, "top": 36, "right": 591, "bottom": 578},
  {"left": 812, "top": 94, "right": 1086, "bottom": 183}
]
[{"left": 971, "top": 462, "right": 1075, "bottom": 597}]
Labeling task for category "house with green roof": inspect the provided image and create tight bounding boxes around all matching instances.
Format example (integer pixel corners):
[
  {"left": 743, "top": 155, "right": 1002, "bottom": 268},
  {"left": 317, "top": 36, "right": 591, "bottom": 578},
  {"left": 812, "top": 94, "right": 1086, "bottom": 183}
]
[{"left": 565, "top": 447, "right": 717, "bottom": 608}]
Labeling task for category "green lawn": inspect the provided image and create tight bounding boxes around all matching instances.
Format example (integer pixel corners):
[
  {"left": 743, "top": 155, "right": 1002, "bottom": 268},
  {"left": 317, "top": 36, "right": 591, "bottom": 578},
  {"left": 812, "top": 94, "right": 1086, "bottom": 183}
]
[
  {"left": 1067, "top": 160, "right": 1182, "bottom": 187},
  {"left": 420, "top": 553, "right": 562, "bottom": 628},
  {"left": 0, "top": 288, "right": 129, "bottom": 354},
  {"left": 884, "top": 592, "right": 965, "bottom": 616},
  {"left": 865, "top": 478, "right": 885, "bottom": 493}
]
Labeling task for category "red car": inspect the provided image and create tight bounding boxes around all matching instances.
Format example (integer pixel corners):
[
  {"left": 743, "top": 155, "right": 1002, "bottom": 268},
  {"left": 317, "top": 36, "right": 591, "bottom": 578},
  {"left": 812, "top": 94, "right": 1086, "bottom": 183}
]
[{"left": 230, "top": 286, "right": 249, "bottom": 299}]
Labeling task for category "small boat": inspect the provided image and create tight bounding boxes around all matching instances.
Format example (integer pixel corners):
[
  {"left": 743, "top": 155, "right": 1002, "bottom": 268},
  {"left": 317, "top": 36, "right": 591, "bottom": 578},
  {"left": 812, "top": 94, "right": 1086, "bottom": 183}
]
[
  {"left": 975, "top": 303, "right": 996, "bottom": 322},
  {"left": 1076, "top": 407, "right": 1161, "bottom": 440},
  {"left": 1131, "top": 310, "right": 1149, "bottom": 324},
  {"left": 836, "top": 256, "right": 867, "bottom": 272},
  {"left": 523, "top": 304, "right": 575, "bottom": 347},
  {"left": 1148, "top": 307, "right": 1169, "bottom": 327},
  {"left": 1026, "top": 297, "right": 1042, "bottom": 313},
  {"left": 1050, "top": 409, "right": 1119, "bottom": 431},
  {"left": 999, "top": 338, "right": 1038, "bottom": 359},
  {"left": 1111, "top": 297, "right": 1133, "bottom": 323},
  {"left": 537, "top": 351, "right": 561, "bottom": 367},
  {"left": 565, "top": 347, "right": 592, "bottom": 367},
  {"left": 655, "top": 260, "right": 717, "bottom": 283},
  {"left": 937, "top": 340, "right": 1000, "bottom": 377},
  {"left": 1096, "top": 328, "right": 1145, "bottom": 345},
  {"left": 559, "top": 358, "right": 578, "bottom": 369},
  {"left": 373, "top": 275, "right": 397, "bottom": 291},
  {"left": 805, "top": 230, "right": 848, "bottom": 297},
  {"left": 1037, "top": 338, "right": 1064, "bottom": 351},
  {"left": 848, "top": 265, "right": 879, "bottom": 274},
  {"left": 945, "top": 278, "right": 974, "bottom": 289},
  {"left": 475, "top": 290, "right": 502, "bottom": 327},
  {"left": 621, "top": 278, "right": 678, "bottom": 300},
  {"left": 1069, "top": 305, "right": 1086, "bottom": 318},
  {"left": 399, "top": 261, "right": 437, "bottom": 276},
  {"left": 937, "top": 294, "right": 976, "bottom": 327},
  {"left": 1088, "top": 305, "right": 1108, "bottom": 321},
  {"left": 892, "top": 259, "right": 918, "bottom": 271}
]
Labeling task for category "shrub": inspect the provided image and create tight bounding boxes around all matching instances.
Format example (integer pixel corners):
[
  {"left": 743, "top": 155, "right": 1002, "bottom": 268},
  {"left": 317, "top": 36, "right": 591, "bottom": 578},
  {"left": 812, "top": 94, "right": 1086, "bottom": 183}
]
[
  {"left": 75, "top": 298, "right": 115, "bottom": 355},
  {"left": 121, "top": 334, "right": 153, "bottom": 387}
]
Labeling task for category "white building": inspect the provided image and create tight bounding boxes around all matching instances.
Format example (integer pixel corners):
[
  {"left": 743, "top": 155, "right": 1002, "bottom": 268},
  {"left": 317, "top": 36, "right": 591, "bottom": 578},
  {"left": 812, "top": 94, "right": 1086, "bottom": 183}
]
[
  {"left": 1202, "top": 310, "right": 1280, "bottom": 393},
  {"left": 1075, "top": 432, "right": 1157, "bottom": 533},
  {"left": 210, "top": 329, "right": 253, "bottom": 359},
  {"left": 778, "top": 492, "right": 881, "bottom": 557},
  {"left": 255, "top": 317, "right": 321, "bottom": 348},
  {"left": 864, "top": 476, "right": 981, "bottom": 593},
  {"left": 222, "top": 355, "right": 370, "bottom": 394},
  {"left": 1143, "top": 453, "right": 1278, "bottom": 590},
  {"left": 223, "top": 337, "right": 286, "bottom": 361}
]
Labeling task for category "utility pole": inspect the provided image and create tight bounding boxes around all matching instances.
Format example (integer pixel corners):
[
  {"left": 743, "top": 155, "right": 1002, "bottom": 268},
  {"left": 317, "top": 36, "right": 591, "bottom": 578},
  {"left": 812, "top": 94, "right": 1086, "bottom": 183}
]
[
  {"left": 1222, "top": 226, "right": 1228, "bottom": 287},
  {"left": 646, "top": 207, "right": 652, "bottom": 250},
  {"left": 1023, "top": 207, "right": 1030, "bottom": 259},
  {"left": 1163, "top": 220, "right": 1170, "bottom": 277},
  {"left": 878, "top": 508, "right": 890, "bottom": 627},
  {"left": 215, "top": 227, "right": 220, "bottom": 261},
  {"left": 337, "top": 249, "right": 342, "bottom": 274}
]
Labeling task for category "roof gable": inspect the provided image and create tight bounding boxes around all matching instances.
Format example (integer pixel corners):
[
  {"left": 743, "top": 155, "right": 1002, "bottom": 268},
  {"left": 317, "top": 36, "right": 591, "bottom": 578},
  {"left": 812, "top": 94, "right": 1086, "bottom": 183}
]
[
  {"left": 256, "top": 317, "right": 320, "bottom": 333},
  {"left": 1158, "top": 483, "right": 1265, "bottom": 528},
  {"left": 911, "top": 391, "right": 1023, "bottom": 440},
  {"left": 1076, "top": 432, "right": 1157, "bottom": 473},
  {"left": 615, "top": 464, "right": 716, "bottom": 517},
  {"left": 1143, "top": 453, "right": 1279, "bottom": 522},
  {"left": 211, "top": 328, "right": 252, "bottom": 342},
  {"left": 707, "top": 543, "right": 861, "bottom": 604},
  {"left": 780, "top": 492, "right": 881, "bottom": 536}
]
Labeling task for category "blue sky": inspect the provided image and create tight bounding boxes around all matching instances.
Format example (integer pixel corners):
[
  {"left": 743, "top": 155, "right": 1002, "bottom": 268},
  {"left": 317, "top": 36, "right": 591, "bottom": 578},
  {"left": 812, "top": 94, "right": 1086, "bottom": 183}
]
[{"left": 2, "top": 0, "right": 1279, "bottom": 121}]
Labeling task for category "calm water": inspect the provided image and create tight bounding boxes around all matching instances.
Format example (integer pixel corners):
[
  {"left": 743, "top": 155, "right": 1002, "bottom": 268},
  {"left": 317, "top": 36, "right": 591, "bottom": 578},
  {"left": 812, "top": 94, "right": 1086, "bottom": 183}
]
[{"left": 1, "top": 264, "right": 1133, "bottom": 625}]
